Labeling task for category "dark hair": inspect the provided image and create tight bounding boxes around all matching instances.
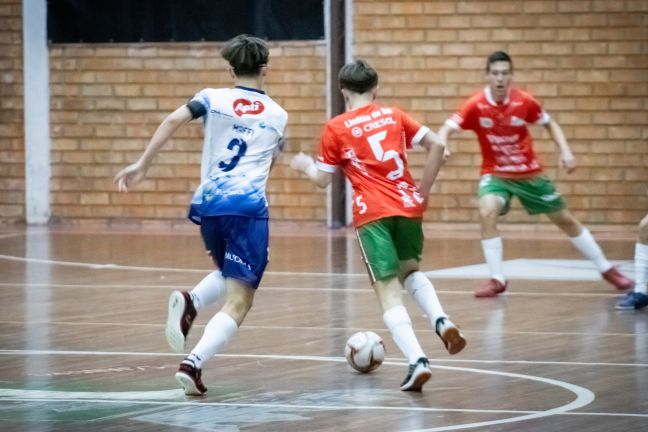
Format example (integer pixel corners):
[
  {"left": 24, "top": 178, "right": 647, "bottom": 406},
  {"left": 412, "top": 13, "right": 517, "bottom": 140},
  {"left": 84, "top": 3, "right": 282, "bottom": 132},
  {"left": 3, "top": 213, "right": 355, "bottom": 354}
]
[
  {"left": 486, "top": 51, "right": 513, "bottom": 72},
  {"left": 221, "top": 34, "right": 269, "bottom": 77},
  {"left": 338, "top": 59, "right": 379, "bottom": 94}
]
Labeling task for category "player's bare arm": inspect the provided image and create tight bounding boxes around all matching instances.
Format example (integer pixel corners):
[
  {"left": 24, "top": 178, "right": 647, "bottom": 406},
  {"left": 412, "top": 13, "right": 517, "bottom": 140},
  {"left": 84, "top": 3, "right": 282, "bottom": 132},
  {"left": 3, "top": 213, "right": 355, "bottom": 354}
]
[
  {"left": 114, "top": 105, "right": 193, "bottom": 192},
  {"left": 290, "top": 152, "right": 333, "bottom": 188},
  {"left": 437, "top": 123, "right": 458, "bottom": 161},
  {"left": 543, "top": 119, "right": 576, "bottom": 174},
  {"left": 417, "top": 131, "right": 446, "bottom": 202}
]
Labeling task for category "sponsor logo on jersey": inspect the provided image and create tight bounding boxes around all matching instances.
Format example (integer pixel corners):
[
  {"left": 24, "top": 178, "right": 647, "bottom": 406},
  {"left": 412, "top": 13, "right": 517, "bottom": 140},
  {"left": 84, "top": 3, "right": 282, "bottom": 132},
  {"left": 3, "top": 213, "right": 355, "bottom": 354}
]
[
  {"left": 209, "top": 108, "right": 234, "bottom": 119},
  {"left": 486, "top": 134, "right": 520, "bottom": 144},
  {"left": 233, "top": 124, "right": 254, "bottom": 135},
  {"left": 510, "top": 116, "right": 525, "bottom": 126},
  {"left": 233, "top": 99, "right": 265, "bottom": 116},
  {"left": 351, "top": 127, "right": 363, "bottom": 137},
  {"left": 344, "top": 114, "right": 371, "bottom": 128},
  {"left": 479, "top": 117, "right": 494, "bottom": 128}
]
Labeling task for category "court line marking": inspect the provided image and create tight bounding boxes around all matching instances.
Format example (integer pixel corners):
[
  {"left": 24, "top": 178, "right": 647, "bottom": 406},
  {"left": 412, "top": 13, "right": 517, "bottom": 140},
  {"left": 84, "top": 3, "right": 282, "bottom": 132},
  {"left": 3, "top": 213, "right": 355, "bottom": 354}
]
[
  {"left": 1, "top": 349, "right": 645, "bottom": 370},
  {"left": 0, "top": 254, "right": 632, "bottom": 282},
  {"left": 0, "top": 321, "right": 642, "bottom": 339},
  {"left": 0, "top": 282, "right": 627, "bottom": 298},
  {"left": 0, "top": 353, "right": 598, "bottom": 430}
]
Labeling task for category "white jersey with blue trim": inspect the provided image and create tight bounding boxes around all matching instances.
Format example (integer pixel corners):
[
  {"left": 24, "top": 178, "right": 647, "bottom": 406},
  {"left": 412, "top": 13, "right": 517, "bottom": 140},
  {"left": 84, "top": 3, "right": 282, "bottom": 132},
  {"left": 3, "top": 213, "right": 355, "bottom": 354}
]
[{"left": 188, "top": 86, "right": 287, "bottom": 223}]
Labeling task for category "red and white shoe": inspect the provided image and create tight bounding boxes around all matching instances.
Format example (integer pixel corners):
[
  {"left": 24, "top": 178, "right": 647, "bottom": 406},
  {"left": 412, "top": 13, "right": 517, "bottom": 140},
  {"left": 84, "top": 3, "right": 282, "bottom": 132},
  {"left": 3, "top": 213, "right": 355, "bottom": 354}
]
[
  {"left": 175, "top": 359, "right": 207, "bottom": 396},
  {"left": 601, "top": 267, "right": 634, "bottom": 291},
  {"left": 165, "top": 291, "right": 197, "bottom": 353},
  {"left": 474, "top": 278, "right": 507, "bottom": 298}
]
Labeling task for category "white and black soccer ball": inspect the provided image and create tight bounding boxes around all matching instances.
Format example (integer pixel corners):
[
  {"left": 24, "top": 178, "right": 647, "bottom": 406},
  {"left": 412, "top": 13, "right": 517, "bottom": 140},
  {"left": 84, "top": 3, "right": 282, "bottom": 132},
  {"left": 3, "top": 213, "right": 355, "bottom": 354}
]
[{"left": 344, "top": 331, "right": 385, "bottom": 373}]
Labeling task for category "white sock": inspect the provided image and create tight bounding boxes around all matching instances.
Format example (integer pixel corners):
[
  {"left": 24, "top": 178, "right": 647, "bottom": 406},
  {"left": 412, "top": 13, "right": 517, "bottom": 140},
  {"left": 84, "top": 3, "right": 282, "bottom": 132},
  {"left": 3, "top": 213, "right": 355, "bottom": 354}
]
[
  {"left": 569, "top": 228, "right": 611, "bottom": 273},
  {"left": 190, "top": 271, "right": 226, "bottom": 311},
  {"left": 383, "top": 305, "right": 426, "bottom": 364},
  {"left": 404, "top": 271, "right": 447, "bottom": 324},
  {"left": 482, "top": 237, "right": 505, "bottom": 284},
  {"left": 635, "top": 243, "right": 648, "bottom": 294},
  {"left": 189, "top": 312, "right": 238, "bottom": 368}
]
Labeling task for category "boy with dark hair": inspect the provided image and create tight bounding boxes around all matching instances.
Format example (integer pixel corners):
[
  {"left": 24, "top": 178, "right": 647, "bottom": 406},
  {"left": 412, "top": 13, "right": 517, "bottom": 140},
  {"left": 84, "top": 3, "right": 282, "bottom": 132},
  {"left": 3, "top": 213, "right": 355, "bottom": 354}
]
[
  {"left": 114, "top": 34, "right": 288, "bottom": 395},
  {"left": 291, "top": 59, "right": 466, "bottom": 392},
  {"left": 437, "top": 51, "right": 633, "bottom": 297}
]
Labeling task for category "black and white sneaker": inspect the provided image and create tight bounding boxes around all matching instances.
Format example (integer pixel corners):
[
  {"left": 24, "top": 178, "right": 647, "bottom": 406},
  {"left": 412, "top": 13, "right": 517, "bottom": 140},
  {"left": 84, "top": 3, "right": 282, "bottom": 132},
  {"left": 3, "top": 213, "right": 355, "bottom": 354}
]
[
  {"left": 435, "top": 317, "right": 466, "bottom": 355},
  {"left": 400, "top": 357, "right": 432, "bottom": 391},
  {"left": 165, "top": 291, "right": 197, "bottom": 353}
]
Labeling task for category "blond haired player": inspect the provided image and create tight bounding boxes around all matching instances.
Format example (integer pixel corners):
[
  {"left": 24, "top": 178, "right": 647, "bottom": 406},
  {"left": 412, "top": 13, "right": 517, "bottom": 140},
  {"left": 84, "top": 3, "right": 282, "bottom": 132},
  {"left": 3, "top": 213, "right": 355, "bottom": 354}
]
[
  {"left": 292, "top": 59, "right": 466, "bottom": 392},
  {"left": 438, "top": 51, "right": 634, "bottom": 298}
]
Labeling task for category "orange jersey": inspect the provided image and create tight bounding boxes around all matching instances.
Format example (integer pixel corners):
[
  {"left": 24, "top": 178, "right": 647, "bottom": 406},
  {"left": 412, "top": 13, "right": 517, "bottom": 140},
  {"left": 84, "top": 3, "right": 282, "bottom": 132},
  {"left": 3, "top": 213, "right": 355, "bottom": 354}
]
[
  {"left": 446, "top": 87, "right": 551, "bottom": 178},
  {"left": 316, "top": 103, "right": 430, "bottom": 227}
]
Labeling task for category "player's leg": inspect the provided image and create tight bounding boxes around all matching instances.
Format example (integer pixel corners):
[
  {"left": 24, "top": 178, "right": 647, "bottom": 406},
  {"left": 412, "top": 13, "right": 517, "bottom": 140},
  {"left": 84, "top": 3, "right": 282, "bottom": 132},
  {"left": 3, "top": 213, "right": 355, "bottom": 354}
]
[
  {"left": 166, "top": 219, "right": 228, "bottom": 353},
  {"left": 475, "top": 176, "right": 510, "bottom": 297},
  {"left": 176, "top": 278, "right": 255, "bottom": 395},
  {"left": 546, "top": 209, "right": 633, "bottom": 290},
  {"left": 175, "top": 216, "right": 269, "bottom": 395},
  {"left": 356, "top": 219, "right": 431, "bottom": 391},
  {"left": 616, "top": 214, "right": 648, "bottom": 310},
  {"left": 516, "top": 175, "right": 633, "bottom": 291},
  {"left": 393, "top": 217, "right": 466, "bottom": 355}
]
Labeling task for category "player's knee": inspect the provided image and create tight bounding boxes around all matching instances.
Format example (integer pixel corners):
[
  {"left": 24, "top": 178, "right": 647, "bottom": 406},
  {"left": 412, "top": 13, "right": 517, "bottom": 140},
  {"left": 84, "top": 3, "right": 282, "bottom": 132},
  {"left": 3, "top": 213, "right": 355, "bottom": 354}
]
[{"left": 639, "top": 215, "right": 648, "bottom": 242}]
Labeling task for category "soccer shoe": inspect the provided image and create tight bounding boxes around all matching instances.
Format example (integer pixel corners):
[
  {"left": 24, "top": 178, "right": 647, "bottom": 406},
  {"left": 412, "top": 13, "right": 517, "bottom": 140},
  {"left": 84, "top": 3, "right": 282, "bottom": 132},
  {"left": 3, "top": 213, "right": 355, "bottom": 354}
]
[
  {"left": 400, "top": 357, "right": 432, "bottom": 392},
  {"left": 165, "top": 291, "right": 197, "bottom": 353},
  {"left": 601, "top": 267, "right": 634, "bottom": 291},
  {"left": 615, "top": 291, "right": 648, "bottom": 310},
  {"left": 435, "top": 317, "right": 467, "bottom": 355},
  {"left": 175, "top": 360, "right": 207, "bottom": 396},
  {"left": 474, "top": 278, "right": 507, "bottom": 298}
]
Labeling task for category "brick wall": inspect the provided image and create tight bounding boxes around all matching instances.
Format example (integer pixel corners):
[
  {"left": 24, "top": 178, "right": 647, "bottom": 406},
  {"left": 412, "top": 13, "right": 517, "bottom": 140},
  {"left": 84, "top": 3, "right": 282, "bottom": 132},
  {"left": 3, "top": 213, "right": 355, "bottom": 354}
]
[
  {"left": 354, "top": 0, "right": 648, "bottom": 226},
  {"left": 2, "top": 1, "right": 647, "bottom": 227},
  {"left": 0, "top": 0, "right": 23, "bottom": 222},
  {"left": 48, "top": 42, "right": 328, "bottom": 223}
]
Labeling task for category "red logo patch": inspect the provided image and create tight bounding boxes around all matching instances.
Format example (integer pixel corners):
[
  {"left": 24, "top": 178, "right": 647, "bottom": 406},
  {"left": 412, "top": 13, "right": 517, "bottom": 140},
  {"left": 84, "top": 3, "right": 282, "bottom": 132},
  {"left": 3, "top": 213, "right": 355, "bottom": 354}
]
[{"left": 233, "top": 99, "right": 265, "bottom": 116}]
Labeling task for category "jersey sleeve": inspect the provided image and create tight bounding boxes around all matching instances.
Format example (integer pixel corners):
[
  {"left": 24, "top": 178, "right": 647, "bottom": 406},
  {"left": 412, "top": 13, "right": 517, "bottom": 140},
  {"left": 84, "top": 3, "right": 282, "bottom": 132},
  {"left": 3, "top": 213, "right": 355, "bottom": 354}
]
[
  {"left": 524, "top": 94, "right": 551, "bottom": 125},
  {"left": 445, "top": 97, "right": 478, "bottom": 131},
  {"left": 316, "top": 123, "right": 339, "bottom": 173},
  {"left": 398, "top": 108, "right": 430, "bottom": 148},
  {"left": 187, "top": 89, "right": 210, "bottom": 119}
]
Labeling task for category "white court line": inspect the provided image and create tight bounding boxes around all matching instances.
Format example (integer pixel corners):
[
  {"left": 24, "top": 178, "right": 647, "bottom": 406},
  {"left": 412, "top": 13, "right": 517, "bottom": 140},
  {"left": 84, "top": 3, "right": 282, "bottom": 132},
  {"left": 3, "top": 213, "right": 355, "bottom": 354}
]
[
  {"left": 0, "top": 354, "right": 598, "bottom": 430},
  {"left": 0, "top": 232, "right": 23, "bottom": 240},
  {"left": 0, "top": 282, "right": 626, "bottom": 298},
  {"left": 0, "top": 349, "right": 646, "bottom": 369},
  {"left": 0, "top": 254, "right": 361, "bottom": 276},
  {"left": 0, "top": 321, "right": 641, "bottom": 339}
]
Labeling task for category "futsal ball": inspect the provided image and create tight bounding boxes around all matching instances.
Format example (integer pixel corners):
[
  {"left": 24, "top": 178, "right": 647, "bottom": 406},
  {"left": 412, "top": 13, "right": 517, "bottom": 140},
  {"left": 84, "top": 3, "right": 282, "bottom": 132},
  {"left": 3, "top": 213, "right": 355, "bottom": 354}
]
[{"left": 344, "top": 331, "right": 385, "bottom": 373}]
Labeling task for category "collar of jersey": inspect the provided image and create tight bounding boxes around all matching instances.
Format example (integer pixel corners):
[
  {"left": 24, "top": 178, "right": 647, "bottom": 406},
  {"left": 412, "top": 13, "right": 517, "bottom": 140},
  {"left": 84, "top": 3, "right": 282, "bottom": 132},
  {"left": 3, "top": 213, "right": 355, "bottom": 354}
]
[
  {"left": 235, "top": 85, "right": 266, "bottom": 95},
  {"left": 485, "top": 86, "right": 510, "bottom": 106}
]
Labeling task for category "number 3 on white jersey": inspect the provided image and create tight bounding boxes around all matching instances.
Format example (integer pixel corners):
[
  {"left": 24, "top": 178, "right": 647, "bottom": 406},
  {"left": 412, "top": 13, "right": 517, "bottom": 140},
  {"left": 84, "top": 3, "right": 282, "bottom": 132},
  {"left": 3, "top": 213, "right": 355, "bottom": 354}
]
[{"left": 367, "top": 131, "right": 404, "bottom": 180}]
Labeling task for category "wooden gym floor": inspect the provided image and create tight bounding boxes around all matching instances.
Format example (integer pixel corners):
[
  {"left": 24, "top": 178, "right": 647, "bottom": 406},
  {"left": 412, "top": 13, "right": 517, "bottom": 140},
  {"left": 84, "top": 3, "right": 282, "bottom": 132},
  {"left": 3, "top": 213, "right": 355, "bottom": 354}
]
[{"left": 0, "top": 223, "right": 646, "bottom": 431}]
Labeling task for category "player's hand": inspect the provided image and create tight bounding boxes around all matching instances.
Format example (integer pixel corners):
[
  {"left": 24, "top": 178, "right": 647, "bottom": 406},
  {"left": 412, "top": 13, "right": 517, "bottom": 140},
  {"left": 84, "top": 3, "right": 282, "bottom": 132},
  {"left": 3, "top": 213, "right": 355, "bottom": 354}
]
[
  {"left": 290, "top": 152, "right": 315, "bottom": 173},
  {"left": 443, "top": 147, "right": 452, "bottom": 163},
  {"left": 560, "top": 153, "right": 576, "bottom": 174},
  {"left": 114, "top": 162, "right": 147, "bottom": 192}
]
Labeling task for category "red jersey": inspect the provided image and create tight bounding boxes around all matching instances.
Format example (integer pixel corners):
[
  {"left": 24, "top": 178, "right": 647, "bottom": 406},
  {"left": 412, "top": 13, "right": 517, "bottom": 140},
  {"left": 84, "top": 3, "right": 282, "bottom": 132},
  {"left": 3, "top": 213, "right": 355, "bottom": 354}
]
[
  {"left": 317, "top": 103, "right": 430, "bottom": 227},
  {"left": 446, "top": 87, "right": 551, "bottom": 178}
]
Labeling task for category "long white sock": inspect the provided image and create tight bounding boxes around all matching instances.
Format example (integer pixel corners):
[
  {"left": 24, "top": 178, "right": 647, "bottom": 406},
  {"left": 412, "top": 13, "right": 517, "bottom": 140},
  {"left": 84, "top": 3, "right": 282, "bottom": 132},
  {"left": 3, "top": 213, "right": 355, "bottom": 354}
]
[
  {"left": 482, "top": 237, "right": 505, "bottom": 284},
  {"left": 189, "top": 312, "right": 238, "bottom": 368},
  {"left": 635, "top": 243, "right": 648, "bottom": 294},
  {"left": 569, "top": 228, "right": 611, "bottom": 272},
  {"left": 190, "top": 271, "right": 226, "bottom": 311},
  {"left": 404, "top": 271, "right": 446, "bottom": 324},
  {"left": 383, "top": 305, "right": 426, "bottom": 364}
]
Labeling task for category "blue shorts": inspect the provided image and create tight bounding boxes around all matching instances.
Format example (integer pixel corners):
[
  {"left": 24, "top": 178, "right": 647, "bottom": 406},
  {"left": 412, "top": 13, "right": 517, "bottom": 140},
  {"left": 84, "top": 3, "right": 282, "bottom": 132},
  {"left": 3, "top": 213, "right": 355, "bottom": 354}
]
[{"left": 199, "top": 216, "right": 269, "bottom": 289}]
